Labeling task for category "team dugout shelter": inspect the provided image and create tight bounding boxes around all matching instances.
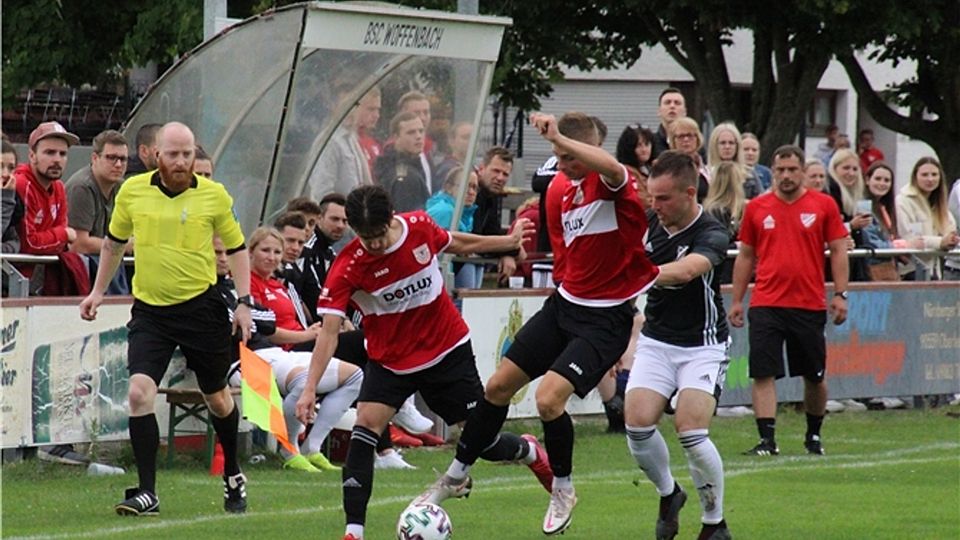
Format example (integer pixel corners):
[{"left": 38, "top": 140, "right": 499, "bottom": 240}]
[{"left": 124, "top": 1, "right": 510, "bottom": 234}]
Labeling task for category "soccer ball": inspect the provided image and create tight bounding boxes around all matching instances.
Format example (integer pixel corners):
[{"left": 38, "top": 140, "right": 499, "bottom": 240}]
[{"left": 396, "top": 502, "right": 453, "bottom": 540}]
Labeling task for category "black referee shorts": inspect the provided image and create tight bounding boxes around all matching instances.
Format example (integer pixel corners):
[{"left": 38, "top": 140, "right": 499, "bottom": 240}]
[
  {"left": 506, "top": 293, "right": 634, "bottom": 398},
  {"left": 127, "top": 286, "right": 233, "bottom": 394},
  {"left": 358, "top": 341, "right": 483, "bottom": 426},
  {"left": 747, "top": 306, "right": 827, "bottom": 382}
]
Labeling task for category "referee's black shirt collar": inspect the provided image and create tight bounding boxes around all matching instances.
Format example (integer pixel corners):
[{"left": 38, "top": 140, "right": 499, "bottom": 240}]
[{"left": 151, "top": 171, "right": 199, "bottom": 198}]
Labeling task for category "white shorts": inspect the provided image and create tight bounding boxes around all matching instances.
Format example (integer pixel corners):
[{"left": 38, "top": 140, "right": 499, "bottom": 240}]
[
  {"left": 249, "top": 348, "right": 342, "bottom": 396},
  {"left": 626, "top": 333, "right": 729, "bottom": 399}
]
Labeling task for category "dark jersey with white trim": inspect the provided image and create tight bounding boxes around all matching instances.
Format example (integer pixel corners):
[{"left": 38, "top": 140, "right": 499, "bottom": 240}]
[{"left": 641, "top": 207, "right": 730, "bottom": 346}]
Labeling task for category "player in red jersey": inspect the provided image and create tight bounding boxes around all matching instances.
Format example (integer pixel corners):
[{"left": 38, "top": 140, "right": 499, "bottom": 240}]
[
  {"left": 728, "top": 144, "right": 849, "bottom": 458},
  {"left": 420, "top": 112, "right": 659, "bottom": 536},
  {"left": 295, "top": 185, "right": 551, "bottom": 540}
]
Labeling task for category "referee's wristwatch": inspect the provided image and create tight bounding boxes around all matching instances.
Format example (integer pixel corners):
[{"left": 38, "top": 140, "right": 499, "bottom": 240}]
[
  {"left": 833, "top": 291, "right": 849, "bottom": 300},
  {"left": 236, "top": 295, "right": 254, "bottom": 308}
]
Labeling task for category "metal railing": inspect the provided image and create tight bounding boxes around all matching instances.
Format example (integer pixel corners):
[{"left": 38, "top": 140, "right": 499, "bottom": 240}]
[
  {"left": 3, "top": 247, "right": 957, "bottom": 298},
  {"left": 1, "top": 254, "right": 135, "bottom": 298}
]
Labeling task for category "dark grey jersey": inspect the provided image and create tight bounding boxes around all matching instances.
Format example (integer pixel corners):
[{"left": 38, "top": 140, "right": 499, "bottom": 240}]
[{"left": 642, "top": 207, "right": 730, "bottom": 347}]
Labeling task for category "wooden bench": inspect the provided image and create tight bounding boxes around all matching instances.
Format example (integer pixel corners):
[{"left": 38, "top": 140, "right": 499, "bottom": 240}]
[{"left": 157, "top": 387, "right": 241, "bottom": 469}]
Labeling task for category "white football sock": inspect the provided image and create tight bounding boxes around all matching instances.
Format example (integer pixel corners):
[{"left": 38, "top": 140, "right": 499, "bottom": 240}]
[
  {"left": 626, "top": 425, "right": 675, "bottom": 496},
  {"left": 679, "top": 429, "right": 724, "bottom": 525}
]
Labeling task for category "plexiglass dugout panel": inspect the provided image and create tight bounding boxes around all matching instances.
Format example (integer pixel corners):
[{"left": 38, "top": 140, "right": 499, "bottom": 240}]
[{"left": 125, "top": 2, "right": 508, "bottom": 234}]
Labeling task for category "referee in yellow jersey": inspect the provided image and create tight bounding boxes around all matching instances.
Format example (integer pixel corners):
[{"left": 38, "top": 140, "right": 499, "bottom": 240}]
[{"left": 80, "top": 122, "right": 254, "bottom": 516}]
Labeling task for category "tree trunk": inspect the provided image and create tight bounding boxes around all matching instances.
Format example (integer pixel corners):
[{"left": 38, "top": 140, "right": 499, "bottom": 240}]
[{"left": 838, "top": 53, "right": 960, "bottom": 181}]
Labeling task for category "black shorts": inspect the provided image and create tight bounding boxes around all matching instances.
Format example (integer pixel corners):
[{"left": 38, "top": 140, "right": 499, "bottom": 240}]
[
  {"left": 748, "top": 307, "right": 827, "bottom": 381},
  {"left": 506, "top": 293, "right": 634, "bottom": 398},
  {"left": 358, "top": 341, "right": 483, "bottom": 426},
  {"left": 127, "top": 286, "right": 233, "bottom": 394}
]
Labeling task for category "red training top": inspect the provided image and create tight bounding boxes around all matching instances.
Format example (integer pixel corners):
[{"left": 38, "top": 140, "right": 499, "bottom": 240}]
[
  {"left": 739, "top": 189, "right": 848, "bottom": 310},
  {"left": 251, "top": 271, "right": 303, "bottom": 350},
  {"left": 14, "top": 164, "right": 70, "bottom": 254}
]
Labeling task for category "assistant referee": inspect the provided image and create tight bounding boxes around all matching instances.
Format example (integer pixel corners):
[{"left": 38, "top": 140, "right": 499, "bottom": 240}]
[{"left": 80, "top": 122, "right": 254, "bottom": 517}]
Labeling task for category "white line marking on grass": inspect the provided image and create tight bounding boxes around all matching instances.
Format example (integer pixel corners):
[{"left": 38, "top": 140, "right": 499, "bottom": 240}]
[{"left": 9, "top": 442, "right": 957, "bottom": 540}]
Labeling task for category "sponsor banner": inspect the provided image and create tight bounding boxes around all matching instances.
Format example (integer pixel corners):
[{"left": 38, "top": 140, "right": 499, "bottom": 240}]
[
  {"left": 464, "top": 294, "right": 647, "bottom": 419},
  {"left": 2, "top": 302, "right": 204, "bottom": 448},
  {"left": 1, "top": 308, "right": 30, "bottom": 447},
  {"left": 463, "top": 284, "right": 960, "bottom": 413},
  {"left": 29, "top": 304, "right": 138, "bottom": 445},
  {"left": 721, "top": 286, "right": 960, "bottom": 405},
  {"left": 303, "top": 4, "right": 506, "bottom": 61}
]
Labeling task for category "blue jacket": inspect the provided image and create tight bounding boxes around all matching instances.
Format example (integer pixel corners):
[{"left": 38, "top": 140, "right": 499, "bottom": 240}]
[{"left": 425, "top": 191, "right": 477, "bottom": 233}]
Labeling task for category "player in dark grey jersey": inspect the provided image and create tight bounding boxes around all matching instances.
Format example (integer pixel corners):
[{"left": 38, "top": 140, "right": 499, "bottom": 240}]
[{"left": 624, "top": 151, "right": 733, "bottom": 540}]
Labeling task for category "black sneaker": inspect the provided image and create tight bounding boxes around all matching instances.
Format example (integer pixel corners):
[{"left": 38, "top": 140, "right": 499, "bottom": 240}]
[
  {"left": 742, "top": 439, "right": 779, "bottom": 456},
  {"left": 38, "top": 444, "right": 89, "bottom": 465},
  {"left": 697, "top": 520, "right": 732, "bottom": 540},
  {"left": 115, "top": 487, "right": 159, "bottom": 516},
  {"left": 805, "top": 434, "right": 825, "bottom": 455},
  {"left": 223, "top": 473, "right": 247, "bottom": 513},
  {"left": 656, "top": 483, "right": 687, "bottom": 540}
]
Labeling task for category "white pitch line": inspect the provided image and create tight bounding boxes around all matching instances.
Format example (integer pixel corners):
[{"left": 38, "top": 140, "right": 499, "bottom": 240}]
[{"left": 7, "top": 443, "right": 957, "bottom": 540}]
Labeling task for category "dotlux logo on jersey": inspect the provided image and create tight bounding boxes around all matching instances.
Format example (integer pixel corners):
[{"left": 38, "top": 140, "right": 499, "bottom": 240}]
[
  {"left": 382, "top": 276, "right": 432, "bottom": 302},
  {"left": 563, "top": 217, "right": 585, "bottom": 234}
]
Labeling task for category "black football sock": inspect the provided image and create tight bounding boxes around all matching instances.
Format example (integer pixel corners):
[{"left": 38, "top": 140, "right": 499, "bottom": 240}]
[
  {"left": 756, "top": 417, "right": 776, "bottom": 444},
  {"left": 542, "top": 412, "right": 574, "bottom": 478},
  {"left": 210, "top": 403, "right": 241, "bottom": 476},
  {"left": 805, "top": 413, "right": 824, "bottom": 439},
  {"left": 455, "top": 398, "right": 509, "bottom": 466},
  {"left": 343, "top": 425, "right": 378, "bottom": 526},
  {"left": 129, "top": 414, "right": 159, "bottom": 494}
]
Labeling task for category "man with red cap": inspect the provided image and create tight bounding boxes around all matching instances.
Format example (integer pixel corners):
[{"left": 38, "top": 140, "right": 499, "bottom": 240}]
[{"left": 15, "top": 121, "right": 79, "bottom": 254}]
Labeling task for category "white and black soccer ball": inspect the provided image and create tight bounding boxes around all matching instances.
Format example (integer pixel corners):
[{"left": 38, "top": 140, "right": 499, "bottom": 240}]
[{"left": 396, "top": 502, "right": 453, "bottom": 540}]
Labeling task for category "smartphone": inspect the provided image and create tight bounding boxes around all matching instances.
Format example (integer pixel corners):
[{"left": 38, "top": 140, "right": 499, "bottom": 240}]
[{"left": 856, "top": 199, "right": 872, "bottom": 216}]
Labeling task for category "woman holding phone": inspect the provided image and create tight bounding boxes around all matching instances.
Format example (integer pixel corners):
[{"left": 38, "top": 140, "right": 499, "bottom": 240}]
[{"left": 827, "top": 149, "right": 870, "bottom": 281}]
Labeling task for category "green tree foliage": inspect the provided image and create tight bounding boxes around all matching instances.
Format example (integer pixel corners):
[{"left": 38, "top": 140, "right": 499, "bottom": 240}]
[
  {"left": 1, "top": 0, "right": 201, "bottom": 102},
  {"left": 837, "top": 1, "right": 960, "bottom": 180}
]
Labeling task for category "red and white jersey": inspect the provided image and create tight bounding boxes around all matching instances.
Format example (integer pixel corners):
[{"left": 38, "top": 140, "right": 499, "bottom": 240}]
[
  {"left": 318, "top": 211, "right": 468, "bottom": 373},
  {"left": 251, "top": 272, "right": 305, "bottom": 350},
  {"left": 546, "top": 165, "right": 658, "bottom": 307}
]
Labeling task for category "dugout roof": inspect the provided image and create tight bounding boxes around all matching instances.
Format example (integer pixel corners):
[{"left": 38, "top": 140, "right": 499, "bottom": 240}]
[{"left": 125, "top": 1, "right": 509, "bottom": 232}]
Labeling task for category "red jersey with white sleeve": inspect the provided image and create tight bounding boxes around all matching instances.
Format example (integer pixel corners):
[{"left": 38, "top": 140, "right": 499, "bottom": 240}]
[
  {"left": 545, "top": 174, "right": 566, "bottom": 285},
  {"left": 738, "top": 189, "right": 848, "bottom": 310},
  {"left": 545, "top": 164, "right": 658, "bottom": 307},
  {"left": 318, "top": 211, "right": 468, "bottom": 374},
  {"left": 250, "top": 272, "right": 304, "bottom": 350}
]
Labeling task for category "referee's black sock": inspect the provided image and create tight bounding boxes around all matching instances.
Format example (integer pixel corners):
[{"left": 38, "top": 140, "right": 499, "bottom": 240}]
[
  {"left": 456, "top": 398, "right": 508, "bottom": 466},
  {"left": 129, "top": 414, "right": 159, "bottom": 494},
  {"left": 542, "top": 412, "right": 574, "bottom": 478},
  {"left": 756, "top": 417, "right": 776, "bottom": 444},
  {"left": 210, "top": 403, "right": 241, "bottom": 476},
  {"left": 805, "top": 413, "right": 824, "bottom": 440},
  {"left": 343, "top": 425, "right": 379, "bottom": 526}
]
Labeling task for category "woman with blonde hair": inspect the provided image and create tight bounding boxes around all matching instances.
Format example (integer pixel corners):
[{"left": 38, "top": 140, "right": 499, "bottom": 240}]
[
  {"left": 702, "top": 162, "right": 745, "bottom": 283},
  {"left": 707, "top": 122, "right": 760, "bottom": 199},
  {"left": 669, "top": 117, "right": 710, "bottom": 202},
  {"left": 706, "top": 122, "right": 745, "bottom": 169},
  {"left": 896, "top": 156, "right": 960, "bottom": 280},
  {"left": 827, "top": 149, "right": 871, "bottom": 280},
  {"left": 803, "top": 159, "right": 828, "bottom": 192}
]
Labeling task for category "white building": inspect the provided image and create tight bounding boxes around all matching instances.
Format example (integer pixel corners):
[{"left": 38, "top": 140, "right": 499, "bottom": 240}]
[{"left": 502, "top": 29, "right": 931, "bottom": 192}]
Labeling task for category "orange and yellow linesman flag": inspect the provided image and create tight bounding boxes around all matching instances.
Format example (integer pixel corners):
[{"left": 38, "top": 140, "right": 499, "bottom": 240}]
[{"left": 239, "top": 344, "right": 296, "bottom": 453}]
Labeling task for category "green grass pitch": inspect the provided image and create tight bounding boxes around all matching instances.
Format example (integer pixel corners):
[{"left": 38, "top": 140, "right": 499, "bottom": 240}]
[{"left": 3, "top": 407, "right": 958, "bottom": 539}]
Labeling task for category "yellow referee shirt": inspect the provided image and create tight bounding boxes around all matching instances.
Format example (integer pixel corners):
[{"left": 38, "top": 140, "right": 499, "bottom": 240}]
[{"left": 109, "top": 172, "right": 245, "bottom": 306}]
